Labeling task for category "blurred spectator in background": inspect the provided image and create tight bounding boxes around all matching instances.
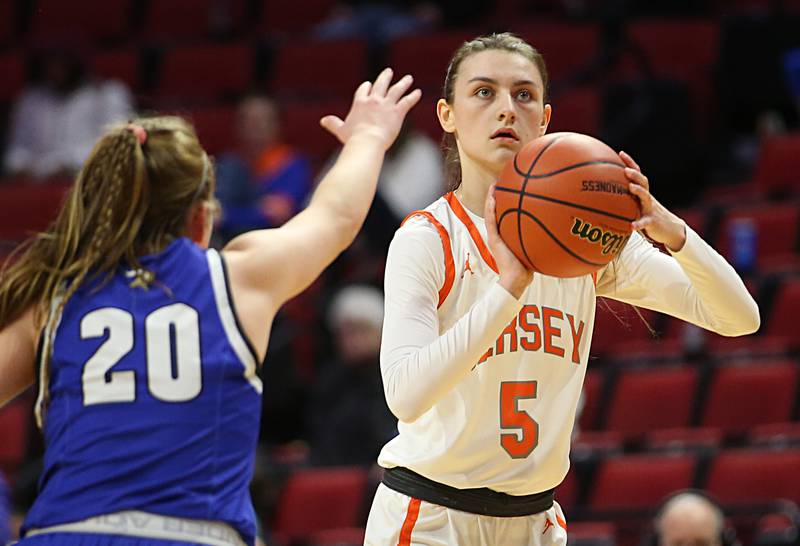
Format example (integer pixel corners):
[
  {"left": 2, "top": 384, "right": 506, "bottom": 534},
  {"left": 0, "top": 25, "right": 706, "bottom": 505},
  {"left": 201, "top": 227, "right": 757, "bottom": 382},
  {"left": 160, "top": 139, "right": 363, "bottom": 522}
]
[
  {"left": 312, "top": 1, "right": 440, "bottom": 46},
  {"left": 3, "top": 45, "right": 133, "bottom": 181},
  {"left": 378, "top": 122, "right": 444, "bottom": 223},
  {"left": 311, "top": 0, "right": 492, "bottom": 46},
  {"left": 215, "top": 94, "right": 313, "bottom": 241},
  {"left": 321, "top": 120, "right": 444, "bottom": 256},
  {"left": 645, "top": 490, "right": 739, "bottom": 546},
  {"left": 306, "top": 285, "right": 396, "bottom": 466}
]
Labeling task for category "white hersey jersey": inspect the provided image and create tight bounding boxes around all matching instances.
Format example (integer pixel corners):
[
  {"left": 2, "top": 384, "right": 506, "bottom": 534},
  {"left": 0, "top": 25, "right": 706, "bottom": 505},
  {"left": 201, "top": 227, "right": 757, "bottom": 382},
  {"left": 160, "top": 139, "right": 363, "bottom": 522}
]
[{"left": 378, "top": 192, "right": 597, "bottom": 495}]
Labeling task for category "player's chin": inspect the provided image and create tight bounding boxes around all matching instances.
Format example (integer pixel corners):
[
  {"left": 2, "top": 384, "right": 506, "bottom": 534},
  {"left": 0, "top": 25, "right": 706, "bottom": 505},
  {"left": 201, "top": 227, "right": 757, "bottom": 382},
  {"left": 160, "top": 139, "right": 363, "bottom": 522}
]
[{"left": 489, "top": 145, "right": 518, "bottom": 163}]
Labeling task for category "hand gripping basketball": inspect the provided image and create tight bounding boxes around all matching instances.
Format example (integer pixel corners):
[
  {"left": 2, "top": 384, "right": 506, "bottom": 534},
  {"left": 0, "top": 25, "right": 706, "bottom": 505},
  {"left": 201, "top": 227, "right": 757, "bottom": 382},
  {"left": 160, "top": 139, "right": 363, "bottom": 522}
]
[
  {"left": 320, "top": 68, "right": 422, "bottom": 151},
  {"left": 485, "top": 184, "right": 534, "bottom": 299},
  {"left": 620, "top": 150, "right": 688, "bottom": 252}
]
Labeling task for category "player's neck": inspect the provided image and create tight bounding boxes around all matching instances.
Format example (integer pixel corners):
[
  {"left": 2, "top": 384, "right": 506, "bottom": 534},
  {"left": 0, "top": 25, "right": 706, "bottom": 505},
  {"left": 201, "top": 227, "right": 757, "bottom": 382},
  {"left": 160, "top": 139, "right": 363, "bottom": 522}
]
[{"left": 456, "top": 165, "right": 497, "bottom": 217}]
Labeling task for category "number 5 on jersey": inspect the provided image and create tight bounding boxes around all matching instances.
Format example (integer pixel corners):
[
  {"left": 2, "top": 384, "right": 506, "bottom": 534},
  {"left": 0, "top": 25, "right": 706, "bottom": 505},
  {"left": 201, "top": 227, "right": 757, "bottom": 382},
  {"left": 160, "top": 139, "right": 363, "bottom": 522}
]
[{"left": 500, "top": 381, "right": 538, "bottom": 458}]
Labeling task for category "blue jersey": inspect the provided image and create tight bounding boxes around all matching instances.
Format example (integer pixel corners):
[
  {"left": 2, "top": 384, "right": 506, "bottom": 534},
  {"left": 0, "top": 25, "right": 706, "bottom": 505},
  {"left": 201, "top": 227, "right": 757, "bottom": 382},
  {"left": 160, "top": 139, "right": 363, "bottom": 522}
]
[{"left": 22, "top": 238, "right": 263, "bottom": 546}]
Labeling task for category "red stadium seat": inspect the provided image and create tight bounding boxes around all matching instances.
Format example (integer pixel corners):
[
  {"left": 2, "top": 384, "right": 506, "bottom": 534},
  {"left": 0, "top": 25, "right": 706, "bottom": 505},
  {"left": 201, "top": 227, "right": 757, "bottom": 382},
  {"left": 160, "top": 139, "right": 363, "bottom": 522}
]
[
  {"left": 590, "top": 298, "right": 657, "bottom": 356},
  {"left": 512, "top": 22, "right": 600, "bottom": 83},
  {"left": 700, "top": 180, "right": 762, "bottom": 207},
  {"left": 706, "top": 449, "right": 800, "bottom": 505},
  {"left": 142, "top": 0, "right": 245, "bottom": 41},
  {"left": 573, "top": 430, "right": 625, "bottom": 456},
  {"left": 0, "top": 50, "right": 25, "bottom": 102},
  {"left": 387, "top": 31, "right": 478, "bottom": 95},
  {"left": 273, "top": 466, "right": 368, "bottom": 541},
  {"left": 671, "top": 207, "right": 706, "bottom": 237},
  {"left": 567, "top": 522, "right": 616, "bottom": 546},
  {"left": 0, "top": 0, "right": 15, "bottom": 45},
  {"left": 605, "top": 337, "right": 683, "bottom": 361},
  {"left": 626, "top": 20, "right": 719, "bottom": 84},
  {"left": 310, "top": 527, "right": 365, "bottom": 546},
  {"left": 626, "top": 19, "right": 719, "bottom": 134},
  {"left": 589, "top": 454, "right": 696, "bottom": 510},
  {"left": 701, "top": 360, "right": 799, "bottom": 430},
  {"left": 748, "top": 422, "right": 800, "bottom": 448},
  {"left": 0, "top": 396, "right": 32, "bottom": 479},
  {"left": 547, "top": 86, "right": 601, "bottom": 137},
  {"left": 604, "top": 366, "right": 699, "bottom": 437},
  {"left": 157, "top": 42, "right": 253, "bottom": 102},
  {"left": 89, "top": 48, "right": 141, "bottom": 92},
  {"left": 183, "top": 104, "right": 237, "bottom": 156},
  {"left": 767, "top": 279, "right": 800, "bottom": 339},
  {"left": 578, "top": 369, "right": 604, "bottom": 431},
  {"left": 0, "top": 181, "right": 71, "bottom": 243},
  {"left": 409, "top": 99, "right": 443, "bottom": 143},
  {"left": 645, "top": 427, "right": 724, "bottom": 452},
  {"left": 259, "top": 0, "right": 336, "bottom": 34},
  {"left": 270, "top": 39, "right": 368, "bottom": 99},
  {"left": 706, "top": 334, "right": 796, "bottom": 359},
  {"left": 556, "top": 468, "right": 579, "bottom": 511},
  {"left": 281, "top": 99, "right": 350, "bottom": 166},
  {"left": 28, "top": 0, "right": 132, "bottom": 43},
  {"left": 754, "top": 132, "right": 800, "bottom": 196},
  {"left": 715, "top": 204, "right": 799, "bottom": 271}
]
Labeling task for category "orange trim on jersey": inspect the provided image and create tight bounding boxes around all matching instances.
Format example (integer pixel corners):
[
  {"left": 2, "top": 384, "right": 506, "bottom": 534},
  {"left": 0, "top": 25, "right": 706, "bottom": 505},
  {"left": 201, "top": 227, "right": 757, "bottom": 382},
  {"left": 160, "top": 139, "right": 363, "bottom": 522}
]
[
  {"left": 444, "top": 192, "right": 499, "bottom": 274},
  {"left": 401, "top": 211, "right": 455, "bottom": 308},
  {"left": 397, "top": 497, "right": 421, "bottom": 546},
  {"left": 591, "top": 271, "right": 598, "bottom": 286},
  {"left": 556, "top": 514, "right": 568, "bottom": 531}
]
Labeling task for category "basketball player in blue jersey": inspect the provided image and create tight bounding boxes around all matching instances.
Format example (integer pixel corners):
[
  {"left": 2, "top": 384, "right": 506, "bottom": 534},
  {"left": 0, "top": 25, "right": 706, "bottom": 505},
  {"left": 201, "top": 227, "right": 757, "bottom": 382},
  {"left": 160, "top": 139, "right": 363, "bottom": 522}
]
[{"left": 0, "top": 68, "right": 420, "bottom": 546}]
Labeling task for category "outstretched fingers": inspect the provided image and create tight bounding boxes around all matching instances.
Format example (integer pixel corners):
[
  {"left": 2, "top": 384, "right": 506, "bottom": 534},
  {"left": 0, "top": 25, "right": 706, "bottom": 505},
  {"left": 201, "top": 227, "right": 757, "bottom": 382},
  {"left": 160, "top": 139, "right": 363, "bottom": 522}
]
[
  {"left": 386, "top": 74, "right": 414, "bottom": 102},
  {"left": 370, "top": 67, "right": 394, "bottom": 97},
  {"left": 319, "top": 115, "right": 344, "bottom": 137},
  {"left": 354, "top": 80, "right": 372, "bottom": 100},
  {"left": 397, "top": 88, "right": 422, "bottom": 114}
]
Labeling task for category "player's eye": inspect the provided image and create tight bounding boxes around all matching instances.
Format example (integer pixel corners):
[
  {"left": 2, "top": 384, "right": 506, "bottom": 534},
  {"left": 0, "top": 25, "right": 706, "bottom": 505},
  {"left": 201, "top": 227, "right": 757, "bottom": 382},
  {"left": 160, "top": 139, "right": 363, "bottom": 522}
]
[
  {"left": 475, "top": 87, "right": 493, "bottom": 98},
  {"left": 516, "top": 89, "right": 533, "bottom": 102}
]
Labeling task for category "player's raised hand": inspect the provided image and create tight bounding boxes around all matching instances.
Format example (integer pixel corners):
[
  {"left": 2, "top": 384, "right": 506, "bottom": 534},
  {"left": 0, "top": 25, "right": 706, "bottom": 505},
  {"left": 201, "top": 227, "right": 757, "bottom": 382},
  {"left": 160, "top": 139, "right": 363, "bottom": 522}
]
[
  {"left": 484, "top": 184, "right": 534, "bottom": 299},
  {"left": 320, "top": 68, "right": 422, "bottom": 150}
]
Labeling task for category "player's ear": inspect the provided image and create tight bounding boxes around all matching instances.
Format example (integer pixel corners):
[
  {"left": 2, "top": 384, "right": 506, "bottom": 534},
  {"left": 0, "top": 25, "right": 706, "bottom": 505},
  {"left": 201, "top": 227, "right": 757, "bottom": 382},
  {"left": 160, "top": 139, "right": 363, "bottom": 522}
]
[
  {"left": 539, "top": 103, "right": 552, "bottom": 136},
  {"left": 437, "top": 99, "right": 456, "bottom": 134}
]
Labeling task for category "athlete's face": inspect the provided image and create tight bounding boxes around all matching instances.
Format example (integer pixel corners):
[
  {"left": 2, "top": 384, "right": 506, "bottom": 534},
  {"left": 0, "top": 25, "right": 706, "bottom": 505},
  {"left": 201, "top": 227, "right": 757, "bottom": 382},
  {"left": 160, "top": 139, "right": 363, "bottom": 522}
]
[{"left": 438, "top": 49, "right": 551, "bottom": 176}]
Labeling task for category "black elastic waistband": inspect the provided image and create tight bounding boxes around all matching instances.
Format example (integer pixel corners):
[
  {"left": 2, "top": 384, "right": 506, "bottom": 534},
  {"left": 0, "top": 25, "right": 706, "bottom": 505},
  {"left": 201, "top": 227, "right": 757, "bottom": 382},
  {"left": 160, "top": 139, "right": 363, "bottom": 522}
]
[{"left": 382, "top": 466, "right": 554, "bottom": 517}]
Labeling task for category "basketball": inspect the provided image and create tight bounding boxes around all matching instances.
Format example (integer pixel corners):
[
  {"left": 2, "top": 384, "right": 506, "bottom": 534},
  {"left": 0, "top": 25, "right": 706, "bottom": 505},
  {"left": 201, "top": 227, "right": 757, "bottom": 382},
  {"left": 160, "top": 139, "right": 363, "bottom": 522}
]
[{"left": 494, "top": 132, "right": 640, "bottom": 277}]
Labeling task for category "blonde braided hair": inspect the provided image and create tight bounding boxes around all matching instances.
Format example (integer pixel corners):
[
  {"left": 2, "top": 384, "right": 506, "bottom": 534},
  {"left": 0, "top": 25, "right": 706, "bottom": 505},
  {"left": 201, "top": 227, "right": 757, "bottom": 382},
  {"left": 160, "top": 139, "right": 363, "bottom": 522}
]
[{"left": 0, "top": 116, "right": 213, "bottom": 426}]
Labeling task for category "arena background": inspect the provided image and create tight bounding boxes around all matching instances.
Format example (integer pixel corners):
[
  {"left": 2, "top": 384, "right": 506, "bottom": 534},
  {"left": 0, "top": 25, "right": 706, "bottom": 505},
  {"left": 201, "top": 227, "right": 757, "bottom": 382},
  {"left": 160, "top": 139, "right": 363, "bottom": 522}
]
[{"left": 0, "top": 0, "right": 799, "bottom": 545}]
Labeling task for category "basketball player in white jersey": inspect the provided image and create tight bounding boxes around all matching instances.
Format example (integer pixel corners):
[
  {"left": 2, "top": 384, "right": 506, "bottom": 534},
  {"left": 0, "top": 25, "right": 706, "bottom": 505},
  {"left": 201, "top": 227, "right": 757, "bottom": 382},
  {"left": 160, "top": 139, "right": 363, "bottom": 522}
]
[{"left": 364, "top": 33, "right": 760, "bottom": 546}]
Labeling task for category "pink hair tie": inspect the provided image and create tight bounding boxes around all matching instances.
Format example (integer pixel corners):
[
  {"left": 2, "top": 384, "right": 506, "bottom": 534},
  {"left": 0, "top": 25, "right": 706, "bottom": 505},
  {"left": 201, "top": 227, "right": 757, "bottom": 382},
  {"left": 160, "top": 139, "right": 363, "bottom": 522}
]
[{"left": 126, "top": 124, "right": 147, "bottom": 145}]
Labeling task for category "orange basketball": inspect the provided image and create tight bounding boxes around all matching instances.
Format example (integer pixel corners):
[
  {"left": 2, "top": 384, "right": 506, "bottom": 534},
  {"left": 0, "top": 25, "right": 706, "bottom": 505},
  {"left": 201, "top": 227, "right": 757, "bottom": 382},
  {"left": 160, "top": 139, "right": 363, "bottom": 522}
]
[{"left": 494, "top": 132, "right": 640, "bottom": 277}]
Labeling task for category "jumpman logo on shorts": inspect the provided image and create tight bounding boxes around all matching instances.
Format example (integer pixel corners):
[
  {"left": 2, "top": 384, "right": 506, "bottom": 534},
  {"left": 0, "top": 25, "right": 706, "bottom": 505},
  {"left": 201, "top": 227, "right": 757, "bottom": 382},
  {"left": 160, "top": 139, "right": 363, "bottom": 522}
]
[
  {"left": 461, "top": 252, "right": 474, "bottom": 278},
  {"left": 542, "top": 517, "right": 553, "bottom": 535}
]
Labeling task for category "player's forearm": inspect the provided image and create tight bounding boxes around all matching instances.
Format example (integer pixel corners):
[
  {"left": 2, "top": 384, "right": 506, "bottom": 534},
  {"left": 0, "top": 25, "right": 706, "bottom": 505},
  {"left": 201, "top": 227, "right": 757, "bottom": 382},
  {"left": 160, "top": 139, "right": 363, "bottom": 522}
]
[
  {"left": 307, "top": 133, "right": 386, "bottom": 244},
  {"left": 382, "top": 283, "right": 522, "bottom": 422},
  {"left": 668, "top": 227, "right": 760, "bottom": 336}
]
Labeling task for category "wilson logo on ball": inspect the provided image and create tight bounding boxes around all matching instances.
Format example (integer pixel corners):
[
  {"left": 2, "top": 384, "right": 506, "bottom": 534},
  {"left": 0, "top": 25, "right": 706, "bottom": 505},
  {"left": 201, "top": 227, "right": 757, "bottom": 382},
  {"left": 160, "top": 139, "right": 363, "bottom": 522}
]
[{"left": 570, "top": 217, "right": 629, "bottom": 256}]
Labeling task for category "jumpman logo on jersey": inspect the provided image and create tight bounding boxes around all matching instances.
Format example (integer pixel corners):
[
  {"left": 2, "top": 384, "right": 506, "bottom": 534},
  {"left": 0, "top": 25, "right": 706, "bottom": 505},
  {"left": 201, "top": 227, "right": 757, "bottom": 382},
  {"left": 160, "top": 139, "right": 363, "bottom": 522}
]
[
  {"left": 542, "top": 517, "right": 553, "bottom": 535},
  {"left": 461, "top": 252, "right": 474, "bottom": 278}
]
